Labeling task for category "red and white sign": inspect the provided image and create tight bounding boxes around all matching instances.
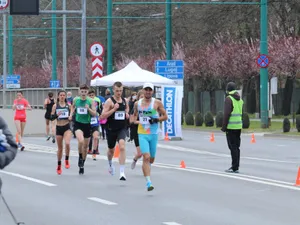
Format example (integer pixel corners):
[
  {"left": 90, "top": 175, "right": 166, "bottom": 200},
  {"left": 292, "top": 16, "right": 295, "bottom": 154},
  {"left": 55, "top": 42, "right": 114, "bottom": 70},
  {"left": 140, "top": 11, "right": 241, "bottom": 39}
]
[
  {"left": 0, "top": 0, "right": 9, "bottom": 9},
  {"left": 90, "top": 42, "right": 104, "bottom": 57},
  {"left": 92, "top": 57, "right": 103, "bottom": 79}
]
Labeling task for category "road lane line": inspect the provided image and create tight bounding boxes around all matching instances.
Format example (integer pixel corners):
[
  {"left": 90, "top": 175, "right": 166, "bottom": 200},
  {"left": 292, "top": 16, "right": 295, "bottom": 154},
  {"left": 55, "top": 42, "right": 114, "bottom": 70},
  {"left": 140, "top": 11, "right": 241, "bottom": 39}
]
[
  {"left": 154, "top": 162, "right": 294, "bottom": 185},
  {"left": 162, "top": 222, "right": 182, "bottom": 225},
  {"left": 88, "top": 197, "right": 117, "bottom": 205},
  {"left": 21, "top": 143, "right": 299, "bottom": 191},
  {"left": 153, "top": 164, "right": 300, "bottom": 191},
  {"left": 157, "top": 143, "right": 298, "bottom": 164},
  {"left": 0, "top": 170, "right": 57, "bottom": 187}
]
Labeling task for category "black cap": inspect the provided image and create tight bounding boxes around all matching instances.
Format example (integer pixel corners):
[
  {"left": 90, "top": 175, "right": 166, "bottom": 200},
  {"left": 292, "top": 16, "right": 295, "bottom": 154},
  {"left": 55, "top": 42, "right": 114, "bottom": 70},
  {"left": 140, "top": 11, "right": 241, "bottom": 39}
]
[{"left": 226, "top": 82, "right": 236, "bottom": 92}]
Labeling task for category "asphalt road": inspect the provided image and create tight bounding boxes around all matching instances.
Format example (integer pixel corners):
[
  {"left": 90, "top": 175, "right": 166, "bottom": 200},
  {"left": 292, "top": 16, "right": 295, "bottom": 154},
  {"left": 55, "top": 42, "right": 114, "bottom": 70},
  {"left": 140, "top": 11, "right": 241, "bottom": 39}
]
[{"left": 0, "top": 130, "right": 299, "bottom": 225}]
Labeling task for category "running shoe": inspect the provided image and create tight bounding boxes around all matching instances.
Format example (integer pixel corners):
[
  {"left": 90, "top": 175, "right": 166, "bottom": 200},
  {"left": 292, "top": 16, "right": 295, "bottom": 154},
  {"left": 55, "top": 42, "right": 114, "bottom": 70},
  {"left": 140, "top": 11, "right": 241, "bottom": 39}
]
[
  {"left": 146, "top": 181, "right": 154, "bottom": 191},
  {"left": 131, "top": 159, "right": 137, "bottom": 170},
  {"left": 108, "top": 165, "right": 115, "bottom": 176},
  {"left": 119, "top": 172, "right": 126, "bottom": 181},
  {"left": 57, "top": 165, "right": 62, "bottom": 175},
  {"left": 65, "top": 160, "right": 70, "bottom": 169}
]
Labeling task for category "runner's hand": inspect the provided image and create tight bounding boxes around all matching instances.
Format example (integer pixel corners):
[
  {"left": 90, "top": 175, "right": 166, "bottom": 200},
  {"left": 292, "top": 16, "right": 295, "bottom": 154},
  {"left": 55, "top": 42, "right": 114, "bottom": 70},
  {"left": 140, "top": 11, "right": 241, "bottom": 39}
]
[
  {"left": 113, "top": 103, "right": 119, "bottom": 111},
  {"left": 126, "top": 113, "right": 129, "bottom": 119},
  {"left": 85, "top": 104, "right": 89, "bottom": 109}
]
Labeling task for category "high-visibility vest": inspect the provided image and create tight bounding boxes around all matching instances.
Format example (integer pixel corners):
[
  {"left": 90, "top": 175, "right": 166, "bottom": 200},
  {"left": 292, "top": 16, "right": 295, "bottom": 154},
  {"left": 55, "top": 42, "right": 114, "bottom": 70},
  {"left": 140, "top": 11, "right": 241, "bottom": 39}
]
[{"left": 227, "top": 91, "right": 244, "bottom": 130}]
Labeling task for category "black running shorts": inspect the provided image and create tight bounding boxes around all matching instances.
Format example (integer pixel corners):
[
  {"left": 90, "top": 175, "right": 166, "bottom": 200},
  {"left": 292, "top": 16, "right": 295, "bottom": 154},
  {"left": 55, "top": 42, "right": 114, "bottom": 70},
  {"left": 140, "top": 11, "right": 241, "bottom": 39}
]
[
  {"left": 107, "top": 128, "right": 127, "bottom": 149},
  {"left": 74, "top": 121, "right": 91, "bottom": 138}
]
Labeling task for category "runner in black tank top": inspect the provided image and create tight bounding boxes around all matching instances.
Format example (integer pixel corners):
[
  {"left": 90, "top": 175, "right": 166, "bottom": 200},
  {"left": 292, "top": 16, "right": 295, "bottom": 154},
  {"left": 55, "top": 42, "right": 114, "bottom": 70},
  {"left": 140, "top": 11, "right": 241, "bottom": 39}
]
[
  {"left": 100, "top": 81, "right": 129, "bottom": 181},
  {"left": 50, "top": 90, "right": 73, "bottom": 175},
  {"left": 44, "top": 92, "right": 56, "bottom": 143}
]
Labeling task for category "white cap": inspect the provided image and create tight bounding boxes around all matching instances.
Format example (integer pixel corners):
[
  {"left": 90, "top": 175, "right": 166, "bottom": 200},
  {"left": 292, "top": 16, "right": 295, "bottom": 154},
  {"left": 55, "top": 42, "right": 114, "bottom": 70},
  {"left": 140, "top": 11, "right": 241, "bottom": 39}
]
[{"left": 143, "top": 82, "right": 154, "bottom": 90}]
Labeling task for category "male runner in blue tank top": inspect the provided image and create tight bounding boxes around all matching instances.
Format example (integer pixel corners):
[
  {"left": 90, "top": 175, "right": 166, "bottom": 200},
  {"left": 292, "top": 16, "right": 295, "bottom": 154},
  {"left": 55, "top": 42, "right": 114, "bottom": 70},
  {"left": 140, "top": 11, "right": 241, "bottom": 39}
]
[
  {"left": 101, "top": 81, "right": 129, "bottom": 181},
  {"left": 133, "top": 82, "right": 168, "bottom": 191}
]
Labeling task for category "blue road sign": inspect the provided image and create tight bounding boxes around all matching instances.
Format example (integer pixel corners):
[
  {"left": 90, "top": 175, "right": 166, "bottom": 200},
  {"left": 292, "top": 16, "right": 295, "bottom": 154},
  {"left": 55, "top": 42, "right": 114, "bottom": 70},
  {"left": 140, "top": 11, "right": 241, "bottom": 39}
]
[
  {"left": 256, "top": 54, "right": 270, "bottom": 68},
  {"left": 0, "top": 75, "right": 21, "bottom": 88},
  {"left": 155, "top": 60, "right": 184, "bottom": 80},
  {"left": 50, "top": 80, "right": 60, "bottom": 88}
]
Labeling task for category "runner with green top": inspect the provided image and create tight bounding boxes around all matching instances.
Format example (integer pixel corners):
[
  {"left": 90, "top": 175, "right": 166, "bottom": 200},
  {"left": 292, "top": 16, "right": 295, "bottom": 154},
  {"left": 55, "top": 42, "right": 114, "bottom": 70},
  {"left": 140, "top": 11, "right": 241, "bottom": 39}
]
[{"left": 70, "top": 84, "right": 97, "bottom": 175}]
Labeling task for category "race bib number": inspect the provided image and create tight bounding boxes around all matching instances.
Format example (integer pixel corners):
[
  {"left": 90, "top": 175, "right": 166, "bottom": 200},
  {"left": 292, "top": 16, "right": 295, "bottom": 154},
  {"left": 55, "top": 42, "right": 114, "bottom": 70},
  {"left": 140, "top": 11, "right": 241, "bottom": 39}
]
[
  {"left": 16, "top": 104, "right": 24, "bottom": 110},
  {"left": 140, "top": 116, "right": 150, "bottom": 125},
  {"left": 77, "top": 107, "right": 87, "bottom": 115},
  {"left": 114, "top": 111, "right": 125, "bottom": 120},
  {"left": 56, "top": 109, "right": 69, "bottom": 119},
  {"left": 91, "top": 117, "right": 98, "bottom": 125}
]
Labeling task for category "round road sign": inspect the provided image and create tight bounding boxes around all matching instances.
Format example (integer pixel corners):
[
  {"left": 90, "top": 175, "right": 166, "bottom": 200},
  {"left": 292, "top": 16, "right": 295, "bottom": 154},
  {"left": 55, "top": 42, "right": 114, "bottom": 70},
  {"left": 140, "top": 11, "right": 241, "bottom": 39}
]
[
  {"left": 90, "top": 42, "right": 104, "bottom": 57},
  {"left": 256, "top": 54, "right": 270, "bottom": 68},
  {"left": 0, "top": 0, "right": 9, "bottom": 9}
]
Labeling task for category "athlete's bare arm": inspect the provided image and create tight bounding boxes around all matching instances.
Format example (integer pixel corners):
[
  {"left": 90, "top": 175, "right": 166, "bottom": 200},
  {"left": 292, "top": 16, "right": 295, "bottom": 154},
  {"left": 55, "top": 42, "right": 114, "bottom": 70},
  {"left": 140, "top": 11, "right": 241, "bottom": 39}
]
[
  {"left": 156, "top": 100, "right": 168, "bottom": 122},
  {"left": 88, "top": 100, "right": 97, "bottom": 117},
  {"left": 51, "top": 104, "right": 57, "bottom": 116},
  {"left": 44, "top": 98, "right": 48, "bottom": 109},
  {"left": 100, "top": 99, "right": 116, "bottom": 119},
  {"left": 69, "top": 100, "right": 75, "bottom": 121},
  {"left": 132, "top": 101, "right": 139, "bottom": 124}
]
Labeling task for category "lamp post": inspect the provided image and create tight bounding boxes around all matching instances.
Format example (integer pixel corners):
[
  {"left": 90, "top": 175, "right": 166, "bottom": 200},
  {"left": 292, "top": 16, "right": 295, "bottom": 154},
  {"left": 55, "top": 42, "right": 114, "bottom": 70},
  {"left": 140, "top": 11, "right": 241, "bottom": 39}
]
[{"left": 52, "top": 0, "right": 57, "bottom": 81}]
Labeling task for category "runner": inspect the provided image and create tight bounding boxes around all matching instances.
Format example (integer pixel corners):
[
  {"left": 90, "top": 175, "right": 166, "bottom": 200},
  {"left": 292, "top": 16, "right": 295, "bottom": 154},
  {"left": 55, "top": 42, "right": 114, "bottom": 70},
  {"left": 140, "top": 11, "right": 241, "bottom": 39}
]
[
  {"left": 130, "top": 90, "right": 145, "bottom": 169},
  {"left": 70, "top": 84, "right": 96, "bottom": 175},
  {"left": 50, "top": 90, "right": 72, "bottom": 175},
  {"left": 12, "top": 91, "right": 32, "bottom": 151},
  {"left": 87, "top": 88, "right": 102, "bottom": 160},
  {"left": 101, "top": 81, "right": 129, "bottom": 181},
  {"left": 133, "top": 82, "right": 168, "bottom": 191},
  {"left": 44, "top": 92, "right": 56, "bottom": 143}
]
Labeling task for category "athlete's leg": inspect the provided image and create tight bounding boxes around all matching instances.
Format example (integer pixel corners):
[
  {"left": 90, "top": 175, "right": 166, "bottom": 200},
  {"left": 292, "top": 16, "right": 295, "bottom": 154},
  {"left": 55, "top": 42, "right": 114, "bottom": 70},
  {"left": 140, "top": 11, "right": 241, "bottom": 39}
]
[
  {"left": 117, "top": 129, "right": 127, "bottom": 180},
  {"left": 139, "top": 134, "right": 153, "bottom": 191},
  {"left": 14, "top": 120, "right": 22, "bottom": 144},
  {"left": 51, "top": 120, "right": 56, "bottom": 143},
  {"left": 63, "top": 128, "right": 72, "bottom": 169},
  {"left": 20, "top": 121, "right": 26, "bottom": 137},
  {"left": 107, "top": 130, "right": 117, "bottom": 175},
  {"left": 45, "top": 119, "right": 50, "bottom": 139},
  {"left": 149, "top": 134, "right": 158, "bottom": 164},
  {"left": 75, "top": 128, "right": 85, "bottom": 174},
  {"left": 56, "top": 133, "right": 63, "bottom": 175}
]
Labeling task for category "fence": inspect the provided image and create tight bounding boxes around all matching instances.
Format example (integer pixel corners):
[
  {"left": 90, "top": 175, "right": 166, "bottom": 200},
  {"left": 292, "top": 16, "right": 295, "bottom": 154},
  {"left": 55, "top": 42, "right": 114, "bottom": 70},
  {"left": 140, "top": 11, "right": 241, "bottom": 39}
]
[{"left": 0, "top": 87, "right": 80, "bottom": 108}]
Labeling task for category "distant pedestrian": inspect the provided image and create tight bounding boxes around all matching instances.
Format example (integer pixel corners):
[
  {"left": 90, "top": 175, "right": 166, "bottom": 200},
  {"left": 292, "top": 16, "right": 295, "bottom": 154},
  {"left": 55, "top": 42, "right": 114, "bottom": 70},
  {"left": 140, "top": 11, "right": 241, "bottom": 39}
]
[{"left": 221, "top": 82, "right": 244, "bottom": 173}]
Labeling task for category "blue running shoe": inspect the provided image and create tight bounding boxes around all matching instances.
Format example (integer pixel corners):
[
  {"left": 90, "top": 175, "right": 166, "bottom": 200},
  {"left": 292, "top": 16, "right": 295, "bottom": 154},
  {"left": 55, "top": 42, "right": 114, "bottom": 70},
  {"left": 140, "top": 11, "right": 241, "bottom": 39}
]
[{"left": 147, "top": 181, "right": 154, "bottom": 191}]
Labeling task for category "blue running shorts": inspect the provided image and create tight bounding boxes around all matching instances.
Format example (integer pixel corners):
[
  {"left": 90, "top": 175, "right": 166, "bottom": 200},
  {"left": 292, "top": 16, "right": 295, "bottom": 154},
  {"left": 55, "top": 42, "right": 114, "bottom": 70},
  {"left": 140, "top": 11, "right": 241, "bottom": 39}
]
[{"left": 138, "top": 134, "right": 158, "bottom": 158}]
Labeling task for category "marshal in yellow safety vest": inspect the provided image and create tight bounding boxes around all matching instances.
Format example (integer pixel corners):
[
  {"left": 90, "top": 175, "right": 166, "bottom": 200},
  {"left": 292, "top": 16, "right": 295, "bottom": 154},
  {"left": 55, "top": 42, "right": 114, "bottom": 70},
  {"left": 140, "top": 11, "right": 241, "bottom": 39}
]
[{"left": 227, "top": 90, "right": 244, "bottom": 130}]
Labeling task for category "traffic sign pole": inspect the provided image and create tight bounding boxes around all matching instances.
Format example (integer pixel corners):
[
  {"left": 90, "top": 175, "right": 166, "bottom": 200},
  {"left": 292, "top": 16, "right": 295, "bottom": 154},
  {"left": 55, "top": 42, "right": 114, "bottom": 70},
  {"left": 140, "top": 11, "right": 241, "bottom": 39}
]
[
  {"left": 2, "top": 14, "right": 7, "bottom": 108},
  {"left": 260, "top": 0, "right": 268, "bottom": 128}
]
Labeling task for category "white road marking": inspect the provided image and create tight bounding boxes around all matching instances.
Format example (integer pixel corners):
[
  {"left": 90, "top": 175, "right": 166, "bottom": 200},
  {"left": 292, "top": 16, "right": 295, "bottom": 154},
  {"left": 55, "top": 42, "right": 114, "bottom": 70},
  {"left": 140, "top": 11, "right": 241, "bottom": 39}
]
[
  {"left": 154, "top": 164, "right": 300, "bottom": 191},
  {"left": 157, "top": 143, "right": 298, "bottom": 164},
  {"left": 21, "top": 143, "right": 300, "bottom": 191},
  {"left": 88, "top": 197, "right": 118, "bottom": 205},
  {"left": 154, "top": 162, "right": 294, "bottom": 185},
  {"left": 0, "top": 170, "right": 57, "bottom": 187},
  {"left": 162, "top": 222, "right": 182, "bottom": 225}
]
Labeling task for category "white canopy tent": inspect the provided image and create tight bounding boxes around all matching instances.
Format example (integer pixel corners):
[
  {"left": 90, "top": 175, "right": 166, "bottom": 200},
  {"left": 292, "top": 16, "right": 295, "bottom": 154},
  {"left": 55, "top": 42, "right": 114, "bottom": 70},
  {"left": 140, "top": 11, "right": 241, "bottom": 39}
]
[{"left": 90, "top": 61, "right": 177, "bottom": 87}]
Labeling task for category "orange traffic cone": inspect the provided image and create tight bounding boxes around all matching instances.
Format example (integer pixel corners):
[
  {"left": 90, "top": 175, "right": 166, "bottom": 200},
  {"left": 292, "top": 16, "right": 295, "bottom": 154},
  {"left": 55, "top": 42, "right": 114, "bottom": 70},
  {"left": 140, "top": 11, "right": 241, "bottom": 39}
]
[
  {"left": 251, "top": 133, "right": 256, "bottom": 144},
  {"left": 164, "top": 132, "right": 170, "bottom": 141},
  {"left": 295, "top": 167, "right": 300, "bottom": 186},
  {"left": 180, "top": 160, "right": 186, "bottom": 168},
  {"left": 210, "top": 133, "right": 215, "bottom": 142},
  {"left": 113, "top": 144, "right": 120, "bottom": 158}
]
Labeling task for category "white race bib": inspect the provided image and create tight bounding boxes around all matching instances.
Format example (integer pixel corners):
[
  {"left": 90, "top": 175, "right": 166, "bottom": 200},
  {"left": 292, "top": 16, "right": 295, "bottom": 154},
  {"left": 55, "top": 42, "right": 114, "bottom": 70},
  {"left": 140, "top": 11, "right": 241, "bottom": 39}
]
[
  {"left": 91, "top": 117, "right": 98, "bottom": 125},
  {"left": 77, "top": 107, "right": 87, "bottom": 115},
  {"left": 114, "top": 111, "right": 125, "bottom": 120},
  {"left": 16, "top": 104, "right": 24, "bottom": 110},
  {"left": 56, "top": 109, "right": 69, "bottom": 119},
  {"left": 140, "top": 116, "right": 150, "bottom": 125}
]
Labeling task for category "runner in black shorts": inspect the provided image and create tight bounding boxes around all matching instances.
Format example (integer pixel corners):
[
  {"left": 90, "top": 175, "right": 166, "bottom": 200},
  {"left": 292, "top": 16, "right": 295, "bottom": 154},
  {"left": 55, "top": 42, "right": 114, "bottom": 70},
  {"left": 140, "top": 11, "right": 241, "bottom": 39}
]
[
  {"left": 101, "top": 81, "right": 129, "bottom": 181},
  {"left": 130, "top": 90, "right": 145, "bottom": 169},
  {"left": 70, "top": 84, "right": 96, "bottom": 175},
  {"left": 50, "top": 90, "right": 73, "bottom": 175},
  {"left": 88, "top": 88, "right": 102, "bottom": 160},
  {"left": 44, "top": 92, "right": 56, "bottom": 143}
]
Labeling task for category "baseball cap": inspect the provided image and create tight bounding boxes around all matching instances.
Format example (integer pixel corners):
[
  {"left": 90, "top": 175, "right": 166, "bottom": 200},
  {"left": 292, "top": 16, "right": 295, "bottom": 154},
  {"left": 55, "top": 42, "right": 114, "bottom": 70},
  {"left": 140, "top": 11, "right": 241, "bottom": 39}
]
[{"left": 143, "top": 82, "right": 154, "bottom": 90}]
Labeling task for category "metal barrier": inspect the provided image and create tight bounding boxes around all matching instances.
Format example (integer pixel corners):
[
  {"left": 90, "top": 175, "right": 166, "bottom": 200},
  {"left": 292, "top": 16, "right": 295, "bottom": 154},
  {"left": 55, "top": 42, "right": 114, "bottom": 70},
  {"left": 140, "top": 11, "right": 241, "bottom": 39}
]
[{"left": 0, "top": 87, "right": 80, "bottom": 109}]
